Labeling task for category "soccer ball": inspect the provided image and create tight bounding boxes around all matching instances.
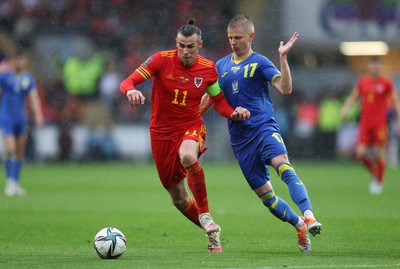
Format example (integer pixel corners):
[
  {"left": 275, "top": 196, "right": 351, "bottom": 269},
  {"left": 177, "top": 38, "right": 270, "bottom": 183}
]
[{"left": 93, "top": 227, "right": 127, "bottom": 259}]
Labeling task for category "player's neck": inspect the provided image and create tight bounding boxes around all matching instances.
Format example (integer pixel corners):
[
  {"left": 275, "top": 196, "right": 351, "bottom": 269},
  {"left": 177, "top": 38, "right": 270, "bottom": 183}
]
[
  {"left": 370, "top": 73, "right": 380, "bottom": 80},
  {"left": 233, "top": 49, "right": 253, "bottom": 62}
]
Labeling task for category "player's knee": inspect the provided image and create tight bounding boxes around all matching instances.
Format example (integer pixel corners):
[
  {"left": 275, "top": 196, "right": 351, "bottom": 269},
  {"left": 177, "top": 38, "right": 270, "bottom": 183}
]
[
  {"left": 4, "top": 151, "right": 16, "bottom": 160},
  {"left": 259, "top": 189, "right": 277, "bottom": 208},
  {"left": 276, "top": 162, "right": 295, "bottom": 175},
  {"left": 180, "top": 152, "right": 198, "bottom": 167},
  {"left": 355, "top": 146, "right": 367, "bottom": 159},
  {"left": 276, "top": 162, "right": 298, "bottom": 183}
]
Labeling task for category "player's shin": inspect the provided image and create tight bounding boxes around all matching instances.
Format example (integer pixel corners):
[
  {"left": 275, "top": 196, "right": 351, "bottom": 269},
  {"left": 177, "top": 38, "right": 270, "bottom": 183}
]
[
  {"left": 14, "top": 159, "right": 23, "bottom": 183},
  {"left": 4, "top": 152, "right": 17, "bottom": 181},
  {"left": 186, "top": 161, "right": 209, "bottom": 214},
  {"left": 277, "top": 162, "right": 312, "bottom": 214},
  {"left": 362, "top": 156, "right": 376, "bottom": 174},
  {"left": 376, "top": 158, "right": 386, "bottom": 184},
  {"left": 259, "top": 189, "right": 299, "bottom": 226},
  {"left": 180, "top": 196, "right": 201, "bottom": 227}
]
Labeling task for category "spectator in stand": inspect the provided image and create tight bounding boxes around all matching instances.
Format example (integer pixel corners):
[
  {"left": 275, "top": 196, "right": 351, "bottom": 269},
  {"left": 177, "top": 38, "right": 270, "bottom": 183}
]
[{"left": 62, "top": 49, "right": 104, "bottom": 123}]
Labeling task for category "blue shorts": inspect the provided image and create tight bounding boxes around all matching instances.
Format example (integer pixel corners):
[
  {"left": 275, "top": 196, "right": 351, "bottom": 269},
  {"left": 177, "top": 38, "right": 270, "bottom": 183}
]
[
  {"left": 231, "top": 125, "right": 288, "bottom": 190},
  {"left": 0, "top": 117, "right": 26, "bottom": 137}
]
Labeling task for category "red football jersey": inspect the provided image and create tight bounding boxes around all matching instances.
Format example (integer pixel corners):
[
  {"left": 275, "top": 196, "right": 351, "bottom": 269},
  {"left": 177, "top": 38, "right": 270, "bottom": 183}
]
[
  {"left": 121, "top": 50, "right": 218, "bottom": 140},
  {"left": 357, "top": 75, "right": 393, "bottom": 125}
]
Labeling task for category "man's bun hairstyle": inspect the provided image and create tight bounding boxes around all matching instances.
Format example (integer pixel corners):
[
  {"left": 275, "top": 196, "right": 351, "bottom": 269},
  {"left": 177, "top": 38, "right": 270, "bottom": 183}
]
[{"left": 178, "top": 18, "right": 202, "bottom": 39}]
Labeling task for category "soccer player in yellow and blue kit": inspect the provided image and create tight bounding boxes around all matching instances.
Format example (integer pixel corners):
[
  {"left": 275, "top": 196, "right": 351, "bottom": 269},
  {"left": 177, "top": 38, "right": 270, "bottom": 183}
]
[
  {"left": 0, "top": 54, "right": 44, "bottom": 196},
  {"left": 201, "top": 15, "right": 322, "bottom": 252}
]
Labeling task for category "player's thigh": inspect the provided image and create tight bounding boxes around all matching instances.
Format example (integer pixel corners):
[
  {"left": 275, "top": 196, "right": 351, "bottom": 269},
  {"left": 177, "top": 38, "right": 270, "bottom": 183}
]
[
  {"left": 372, "top": 125, "right": 387, "bottom": 146},
  {"left": 179, "top": 124, "right": 207, "bottom": 165},
  {"left": 233, "top": 141, "right": 269, "bottom": 190},
  {"left": 260, "top": 131, "right": 288, "bottom": 165},
  {"left": 151, "top": 138, "right": 186, "bottom": 189},
  {"left": 357, "top": 124, "right": 373, "bottom": 146}
]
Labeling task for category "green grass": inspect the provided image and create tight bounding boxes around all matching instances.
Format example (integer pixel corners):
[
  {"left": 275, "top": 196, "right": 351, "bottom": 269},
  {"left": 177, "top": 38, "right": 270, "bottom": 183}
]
[{"left": 1, "top": 161, "right": 400, "bottom": 268}]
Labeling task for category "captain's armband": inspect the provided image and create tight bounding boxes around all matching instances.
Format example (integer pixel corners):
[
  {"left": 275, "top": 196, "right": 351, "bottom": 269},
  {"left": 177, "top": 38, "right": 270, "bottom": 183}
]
[{"left": 206, "top": 81, "right": 222, "bottom": 97}]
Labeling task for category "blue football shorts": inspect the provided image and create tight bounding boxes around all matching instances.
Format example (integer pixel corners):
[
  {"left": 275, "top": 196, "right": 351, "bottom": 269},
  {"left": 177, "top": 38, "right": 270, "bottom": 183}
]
[
  {"left": 232, "top": 128, "right": 288, "bottom": 190},
  {"left": 0, "top": 117, "right": 26, "bottom": 137}
]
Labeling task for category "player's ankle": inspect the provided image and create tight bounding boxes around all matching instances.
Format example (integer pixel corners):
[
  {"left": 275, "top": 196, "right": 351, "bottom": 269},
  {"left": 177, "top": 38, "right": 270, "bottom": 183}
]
[
  {"left": 295, "top": 217, "right": 306, "bottom": 230},
  {"left": 304, "top": 210, "right": 315, "bottom": 220}
]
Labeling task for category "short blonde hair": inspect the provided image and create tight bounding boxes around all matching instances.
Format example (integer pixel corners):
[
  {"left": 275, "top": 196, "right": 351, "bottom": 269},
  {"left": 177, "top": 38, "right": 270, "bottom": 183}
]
[{"left": 227, "top": 15, "right": 254, "bottom": 34}]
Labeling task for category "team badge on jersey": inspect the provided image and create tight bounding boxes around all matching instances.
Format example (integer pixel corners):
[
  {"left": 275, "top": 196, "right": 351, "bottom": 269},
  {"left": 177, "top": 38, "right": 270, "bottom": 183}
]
[
  {"left": 194, "top": 77, "right": 203, "bottom": 88},
  {"left": 232, "top": 80, "right": 239, "bottom": 94},
  {"left": 21, "top": 78, "right": 30, "bottom": 90},
  {"left": 375, "top": 84, "right": 384, "bottom": 93},
  {"left": 231, "top": 66, "right": 241, "bottom": 74}
]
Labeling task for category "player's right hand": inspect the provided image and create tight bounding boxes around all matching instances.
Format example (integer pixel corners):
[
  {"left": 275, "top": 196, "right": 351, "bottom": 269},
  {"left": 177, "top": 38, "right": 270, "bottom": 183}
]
[
  {"left": 127, "top": 89, "right": 145, "bottom": 106},
  {"left": 231, "top": 106, "right": 250, "bottom": 121}
]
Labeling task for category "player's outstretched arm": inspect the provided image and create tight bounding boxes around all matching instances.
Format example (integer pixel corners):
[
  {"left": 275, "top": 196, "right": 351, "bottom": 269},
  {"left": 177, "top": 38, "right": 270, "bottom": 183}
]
[
  {"left": 341, "top": 87, "right": 359, "bottom": 119},
  {"left": 28, "top": 89, "right": 44, "bottom": 126},
  {"left": 273, "top": 32, "right": 299, "bottom": 95},
  {"left": 391, "top": 89, "right": 400, "bottom": 128}
]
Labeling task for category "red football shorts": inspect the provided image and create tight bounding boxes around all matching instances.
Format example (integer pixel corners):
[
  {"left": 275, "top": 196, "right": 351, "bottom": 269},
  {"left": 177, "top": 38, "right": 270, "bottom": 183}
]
[
  {"left": 151, "top": 124, "right": 207, "bottom": 189},
  {"left": 357, "top": 122, "right": 387, "bottom": 146}
]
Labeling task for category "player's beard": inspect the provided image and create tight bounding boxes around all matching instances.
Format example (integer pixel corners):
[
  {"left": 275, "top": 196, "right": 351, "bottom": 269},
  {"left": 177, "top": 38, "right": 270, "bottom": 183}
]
[{"left": 179, "top": 55, "right": 194, "bottom": 67}]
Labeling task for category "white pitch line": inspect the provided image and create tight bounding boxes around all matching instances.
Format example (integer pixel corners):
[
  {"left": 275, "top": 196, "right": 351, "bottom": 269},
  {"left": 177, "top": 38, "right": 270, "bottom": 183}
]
[{"left": 223, "top": 264, "right": 400, "bottom": 269}]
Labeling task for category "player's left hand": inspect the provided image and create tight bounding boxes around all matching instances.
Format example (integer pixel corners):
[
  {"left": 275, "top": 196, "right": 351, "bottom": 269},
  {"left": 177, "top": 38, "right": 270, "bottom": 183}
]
[
  {"left": 278, "top": 32, "right": 299, "bottom": 57},
  {"left": 231, "top": 107, "right": 250, "bottom": 121}
]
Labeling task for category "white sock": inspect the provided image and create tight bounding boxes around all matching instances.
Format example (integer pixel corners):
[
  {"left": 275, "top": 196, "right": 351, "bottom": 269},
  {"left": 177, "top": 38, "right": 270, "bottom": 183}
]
[
  {"left": 295, "top": 217, "right": 306, "bottom": 230},
  {"left": 304, "top": 210, "right": 315, "bottom": 219}
]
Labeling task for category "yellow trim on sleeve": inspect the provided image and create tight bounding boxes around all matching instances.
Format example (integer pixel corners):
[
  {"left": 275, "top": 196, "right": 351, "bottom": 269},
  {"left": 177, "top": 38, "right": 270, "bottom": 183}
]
[{"left": 271, "top": 74, "right": 281, "bottom": 87}]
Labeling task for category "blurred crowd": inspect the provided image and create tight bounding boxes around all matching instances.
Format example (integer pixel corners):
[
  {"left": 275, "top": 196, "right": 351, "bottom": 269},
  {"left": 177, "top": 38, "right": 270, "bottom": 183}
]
[
  {"left": 0, "top": 0, "right": 235, "bottom": 125},
  {"left": 0, "top": 0, "right": 236, "bottom": 161},
  {"left": 0, "top": 1, "right": 398, "bottom": 164}
]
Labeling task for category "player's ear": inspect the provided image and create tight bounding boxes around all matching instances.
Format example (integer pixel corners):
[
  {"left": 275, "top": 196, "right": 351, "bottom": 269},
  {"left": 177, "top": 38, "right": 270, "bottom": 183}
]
[
  {"left": 249, "top": 32, "right": 255, "bottom": 41},
  {"left": 198, "top": 39, "right": 203, "bottom": 49},
  {"left": 175, "top": 38, "right": 179, "bottom": 48}
]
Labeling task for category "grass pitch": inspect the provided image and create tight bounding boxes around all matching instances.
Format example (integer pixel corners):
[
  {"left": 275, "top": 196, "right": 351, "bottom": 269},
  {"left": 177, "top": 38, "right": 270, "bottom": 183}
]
[{"left": 0, "top": 161, "right": 399, "bottom": 269}]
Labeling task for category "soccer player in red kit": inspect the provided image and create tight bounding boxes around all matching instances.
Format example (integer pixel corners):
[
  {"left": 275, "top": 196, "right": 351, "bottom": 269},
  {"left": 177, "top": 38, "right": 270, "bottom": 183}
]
[
  {"left": 341, "top": 56, "right": 400, "bottom": 194},
  {"left": 120, "top": 19, "right": 250, "bottom": 252}
]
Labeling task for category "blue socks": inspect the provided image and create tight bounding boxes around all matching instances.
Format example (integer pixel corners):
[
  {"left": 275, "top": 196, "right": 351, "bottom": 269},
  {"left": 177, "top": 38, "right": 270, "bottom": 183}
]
[
  {"left": 259, "top": 189, "right": 299, "bottom": 226},
  {"left": 277, "top": 162, "right": 312, "bottom": 214},
  {"left": 4, "top": 154, "right": 22, "bottom": 183}
]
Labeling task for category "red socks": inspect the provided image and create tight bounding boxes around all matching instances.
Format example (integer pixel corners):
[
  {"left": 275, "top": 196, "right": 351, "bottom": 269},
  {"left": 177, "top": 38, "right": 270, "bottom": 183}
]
[
  {"left": 362, "top": 156, "right": 386, "bottom": 184},
  {"left": 362, "top": 156, "right": 375, "bottom": 174},
  {"left": 376, "top": 158, "right": 386, "bottom": 184},
  {"left": 186, "top": 161, "right": 209, "bottom": 214},
  {"left": 181, "top": 197, "right": 201, "bottom": 228}
]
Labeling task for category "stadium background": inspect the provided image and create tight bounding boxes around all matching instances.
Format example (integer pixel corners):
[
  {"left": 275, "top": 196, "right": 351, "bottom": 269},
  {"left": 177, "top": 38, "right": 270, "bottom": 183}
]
[{"left": 0, "top": 0, "right": 399, "bottom": 165}]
